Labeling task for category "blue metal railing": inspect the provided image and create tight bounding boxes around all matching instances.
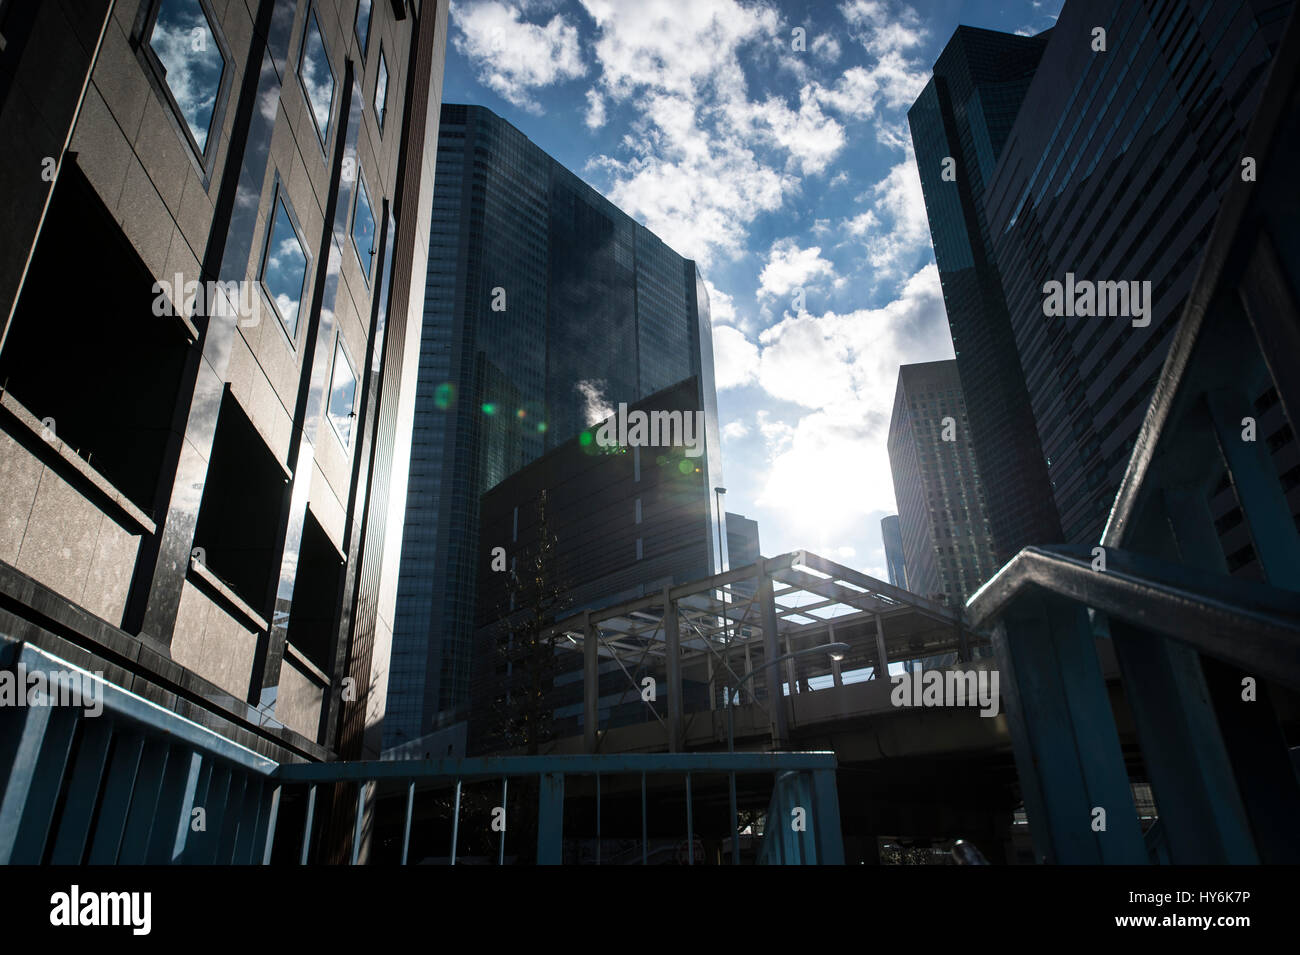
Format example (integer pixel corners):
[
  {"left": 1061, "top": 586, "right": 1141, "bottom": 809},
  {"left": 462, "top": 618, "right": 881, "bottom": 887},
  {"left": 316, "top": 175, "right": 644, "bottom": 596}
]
[{"left": 0, "top": 638, "right": 844, "bottom": 864}]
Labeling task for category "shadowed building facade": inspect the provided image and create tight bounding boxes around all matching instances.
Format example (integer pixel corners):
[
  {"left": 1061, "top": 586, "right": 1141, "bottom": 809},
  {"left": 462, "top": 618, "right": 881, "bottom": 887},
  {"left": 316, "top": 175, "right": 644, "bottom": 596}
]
[
  {"left": 909, "top": 26, "right": 1062, "bottom": 566},
  {"left": 982, "top": 0, "right": 1294, "bottom": 545},
  {"left": 0, "top": 0, "right": 448, "bottom": 862},
  {"left": 387, "top": 104, "right": 724, "bottom": 748}
]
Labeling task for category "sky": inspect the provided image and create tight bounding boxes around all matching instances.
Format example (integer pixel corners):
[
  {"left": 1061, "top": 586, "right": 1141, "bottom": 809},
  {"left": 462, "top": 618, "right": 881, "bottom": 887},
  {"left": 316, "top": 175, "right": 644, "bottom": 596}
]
[{"left": 440, "top": 0, "right": 1063, "bottom": 580}]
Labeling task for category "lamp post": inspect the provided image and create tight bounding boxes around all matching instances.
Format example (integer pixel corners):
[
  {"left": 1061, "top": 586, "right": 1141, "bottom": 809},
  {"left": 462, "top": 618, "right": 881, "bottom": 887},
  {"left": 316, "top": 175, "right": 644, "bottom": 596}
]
[{"left": 725, "top": 640, "right": 849, "bottom": 864}]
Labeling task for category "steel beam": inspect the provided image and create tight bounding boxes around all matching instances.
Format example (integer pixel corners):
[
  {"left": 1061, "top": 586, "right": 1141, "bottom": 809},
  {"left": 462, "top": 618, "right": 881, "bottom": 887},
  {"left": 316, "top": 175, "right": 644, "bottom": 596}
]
[
  {"left": 994, "top": 593, "right": 1147, "bottom": 864},
  {"left": 664, "top": 589, "right": 683, "bottom": 752}
]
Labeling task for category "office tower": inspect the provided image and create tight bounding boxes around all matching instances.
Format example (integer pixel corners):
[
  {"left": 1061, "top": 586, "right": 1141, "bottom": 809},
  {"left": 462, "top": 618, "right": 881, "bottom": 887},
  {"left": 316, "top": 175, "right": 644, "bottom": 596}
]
[
  {"left": 0, "top": 0, "right": 447, "bottom": 784},
  {"left": 881, "top": 515, "right": 907, "bottom": 589},
  {"left": 726, "top": 512, "right": 761, "bottom": 568},
  {"left": 909, "top": 26, "right": 1063, "bottom": 566},
  {"left": 982, "top": 0, "right": 1294, "bottom": 545},
  {"left": 726, "top": 511, "right": 761, "bottom": 597},
  {"left": 887, "top": 361, "right": 999, "bottom": 605},
  {"left": 470, "top": 378, "right": 718, "bottom": 753},
  {"left": 387, "top": 104, "right": 724, "bottom": 748}
]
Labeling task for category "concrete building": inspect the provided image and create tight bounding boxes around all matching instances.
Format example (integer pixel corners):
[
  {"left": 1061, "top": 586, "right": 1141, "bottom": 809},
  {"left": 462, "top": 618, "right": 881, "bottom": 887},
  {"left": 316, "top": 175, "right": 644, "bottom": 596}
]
[
  {"left": 908, "top": 26, "right": 1061, "bottom": 566},
  {"left": 387, "top": 104, "right": 724, "bottom": 747},
  {"left": 887, "top": 361, "right": 998, "bottom": 606},
  {"left": 881, "top": 514, "right": 907, "bottom": 590},
  {"left": 982, "top": 0, "right": 1294, "bottom": 545},
  {"left": 0, "top": 0, "right": 447, "bottom": 786}
]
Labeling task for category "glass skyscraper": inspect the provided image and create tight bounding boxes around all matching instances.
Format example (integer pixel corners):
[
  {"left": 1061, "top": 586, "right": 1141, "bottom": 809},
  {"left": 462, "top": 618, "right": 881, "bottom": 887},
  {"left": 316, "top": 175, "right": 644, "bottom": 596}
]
[
  {"left": 386, "top": 104, "right": 723, "bottom": 747},
  {"left": 983, "top": 0, "right": 1292, "bottom": 545},
  {"left": 909, "top": 26, "right": 1062, "bottom": 566}
]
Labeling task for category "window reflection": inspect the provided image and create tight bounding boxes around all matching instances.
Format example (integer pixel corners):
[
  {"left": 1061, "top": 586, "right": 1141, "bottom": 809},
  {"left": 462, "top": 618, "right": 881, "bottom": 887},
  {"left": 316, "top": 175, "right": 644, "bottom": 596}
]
[
  {"left": 352, "top": 174, "right": 376, "bottom": 280},
  {"left": 355, "top": 0, "right": 373, "bottom": 55},
  {"left": 375, "top": 49, "right": 388, "bottom": 134},
  {"left": 261, "top": 195, "right": 309, "bottom": 339},
  {"left": 328, "top": 337, "right": 357, "bottom": 446},
  {"left": 299, "top": 9, "right": 335, "bottom": 146},
  {"left": 148, "top": 0, "right": 225, "bottom": 154}
]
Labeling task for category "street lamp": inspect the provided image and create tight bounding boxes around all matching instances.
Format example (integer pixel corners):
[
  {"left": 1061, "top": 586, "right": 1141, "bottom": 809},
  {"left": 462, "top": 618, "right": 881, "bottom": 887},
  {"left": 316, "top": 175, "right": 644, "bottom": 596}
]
[{"left": 724, "top": 639, "right": 850, "bottom": 864}]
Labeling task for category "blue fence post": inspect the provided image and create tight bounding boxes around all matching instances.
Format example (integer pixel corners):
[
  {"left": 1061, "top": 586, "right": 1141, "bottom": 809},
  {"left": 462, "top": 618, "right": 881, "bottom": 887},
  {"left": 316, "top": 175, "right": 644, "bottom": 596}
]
[
  {"left": 809, "top": 768, "right": 844, "bottom": 865},
  {"left": 0, "top": 699, "right": 57, "bottom": 863},
  {"left": 537, "top": 772, "right": 564, "bottom": 865},
  {"left": 5, "top": 705, "right": 78, "bottom": 863}
]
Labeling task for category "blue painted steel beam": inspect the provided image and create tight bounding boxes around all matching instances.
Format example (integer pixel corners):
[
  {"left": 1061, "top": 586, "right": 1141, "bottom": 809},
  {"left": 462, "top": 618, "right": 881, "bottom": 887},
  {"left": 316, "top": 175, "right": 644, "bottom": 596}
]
[
  {"left": 994, "top": 594, "right": 1147, "bottom": 864},
  {"left": 1108, "top": 620, "right": 1256, "bottom": 864}
]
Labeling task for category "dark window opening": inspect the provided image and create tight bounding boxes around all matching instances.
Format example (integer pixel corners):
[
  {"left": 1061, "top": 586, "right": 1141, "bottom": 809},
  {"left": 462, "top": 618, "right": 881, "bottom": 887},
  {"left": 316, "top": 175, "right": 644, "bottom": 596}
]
[
  {"left": 286, "top": 512, "right": 344, "bottom": 675},
  {"left": 192, "top": 391, "right": 288, "bottom": 612},
  {"left": 0, "top": 164, "right": 191, "bottom": 515}
]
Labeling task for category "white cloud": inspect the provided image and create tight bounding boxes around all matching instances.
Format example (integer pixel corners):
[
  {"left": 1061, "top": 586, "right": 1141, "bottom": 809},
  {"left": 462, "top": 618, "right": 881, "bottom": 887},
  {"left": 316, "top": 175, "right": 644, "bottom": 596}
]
[
  {"left": 579, "top": 0, "right": 821, "bottom": 267},
  {"left": 758, "top": 237, "right": 836, "bottom": 299},
  {"left": 751, "top": 265, "right": 951, "bottom": 538},
  {"left": 584, "top": 88, "right": 607, "bottom": 128},
  {"left": 752, "top": 86, "right": 846, "bottom": 175},
  {"left": 722, "top": 420, "right": 751, "bottom": 440},
  {"left": 575, "top": 379, "right": 613, "bottom": 425},
  {"left": 842, "top": 152, "right": 930, "bottom": 276},
  {"left": 712, "top": 325, "right": 760, "bottom": 390},
  {"left": 811, "top": 34, "right": 841, "bottom": 62},
  {"left": 451, "top": 1, "right": 586, "bottom": 113}
]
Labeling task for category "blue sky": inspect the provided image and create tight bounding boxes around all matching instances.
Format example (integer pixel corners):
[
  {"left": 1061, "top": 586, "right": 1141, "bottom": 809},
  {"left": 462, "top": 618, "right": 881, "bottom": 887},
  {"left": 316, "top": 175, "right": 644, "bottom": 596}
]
[{"left": 442, "top": 0, "right": 1062, "bottom": 579}]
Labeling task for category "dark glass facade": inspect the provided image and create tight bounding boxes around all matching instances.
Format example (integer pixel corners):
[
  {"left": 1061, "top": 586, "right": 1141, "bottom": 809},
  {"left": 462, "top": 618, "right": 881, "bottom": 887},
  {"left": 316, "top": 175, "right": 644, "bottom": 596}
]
[
  {"left": 881, "top": 514, "right": 906, "bottom": 589},
  {"left": 387, "top": 105, "right": 723, "bottom": 747},
  {"left": 887, "top": 361, "right": 998, "bottom": 605},
  {"left": 909, "top": 26, "right": 1063, "bottom": 566},
  {"left": 983, "top": 0, "right": 1293, "bottom": 545}
]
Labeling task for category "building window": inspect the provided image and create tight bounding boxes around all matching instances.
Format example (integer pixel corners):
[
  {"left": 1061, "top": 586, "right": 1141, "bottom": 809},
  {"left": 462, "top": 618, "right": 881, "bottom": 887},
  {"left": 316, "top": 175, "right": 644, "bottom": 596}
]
[
  {"left": 327, "top": 336, "right": 358, "bottom": 447},
  {"left": 374, "top": 47, "right": 388, "bottom": 134},
  {"left": 260, "top": 190, "right": 310, "bottom": 341},
  {"left": 354, "top": 0, "right": 373, "bottom": 57},
  {"left": 351, "top": 173, "right": 376, "bottom": 281},
  {"left": 143, "top": 0, "right": 227, "bottom": 160},
  {"left": 299, "top": 7, "right": 335, "bottom": 149}
]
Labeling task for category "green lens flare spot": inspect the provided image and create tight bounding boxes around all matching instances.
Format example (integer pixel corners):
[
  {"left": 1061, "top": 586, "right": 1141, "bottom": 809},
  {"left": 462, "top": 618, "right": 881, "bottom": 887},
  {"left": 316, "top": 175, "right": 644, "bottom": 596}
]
[
  {"left": 579, "top": 431, "right": 593, "bottom": 446},
  {"left": 482, "top": 403, "right": 496, "bottom": 415},
  {"left": 537, "top": 422, "right": 547, "bottom": 433},
  {"left": 434, "top": 382, "right": 454, "bottom": 410},
  {"left": 678, "top": 459, "right": 694, "bottom": 474}
]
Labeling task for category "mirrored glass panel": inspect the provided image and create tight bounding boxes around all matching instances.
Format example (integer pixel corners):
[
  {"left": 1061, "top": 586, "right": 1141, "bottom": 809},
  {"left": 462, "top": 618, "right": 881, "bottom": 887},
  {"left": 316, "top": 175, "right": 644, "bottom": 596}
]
[
  {"left": 355, "top": 0, "right": 373, "bottom": 55},
  {"left": 352, "top": 175, "right": 376, "bottom": 280},
  {"left": 328, "top": 337, "right": 357, "bottom": 445},
  {"left": 148, "top": 0, "right": 225, "bottom": 154},
  {"left": 375, "top": 49, "right": 388, "bottom": 134},
  {"left": 261, "top": 195, "right": 309, "bottom": 338},
  {"left": 299, "top": 10, "right": 335, "bottom": 146}
]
